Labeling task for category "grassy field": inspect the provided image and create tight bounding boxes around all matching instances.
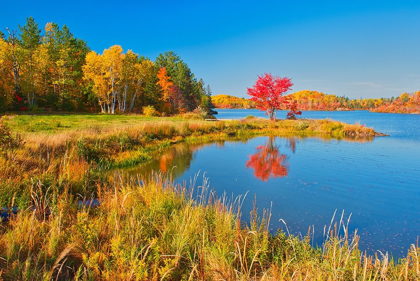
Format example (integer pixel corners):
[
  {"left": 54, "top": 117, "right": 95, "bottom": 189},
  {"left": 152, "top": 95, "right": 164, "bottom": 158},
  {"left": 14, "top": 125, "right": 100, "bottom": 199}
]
[
  {"left": 0, "top": 113, "right": 418, "bottom": 280},
  {"left": 4, "top": 114, "right": 182, "bottom": 133}
]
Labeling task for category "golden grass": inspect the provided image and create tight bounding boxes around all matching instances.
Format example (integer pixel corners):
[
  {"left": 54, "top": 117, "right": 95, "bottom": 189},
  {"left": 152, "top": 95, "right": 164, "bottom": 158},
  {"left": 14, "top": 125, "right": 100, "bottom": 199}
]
[{"left": 0, "top": 174, "right": 418, "bottom": 280}]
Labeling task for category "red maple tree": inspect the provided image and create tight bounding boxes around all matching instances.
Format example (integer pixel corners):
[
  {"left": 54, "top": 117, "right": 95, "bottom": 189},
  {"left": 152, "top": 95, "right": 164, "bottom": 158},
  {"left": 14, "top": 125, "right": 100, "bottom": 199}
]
[
  {"left": 286, "top": 100, "right": 302, "bottom": 119},
  {"left": 247, "top": 73, "right": 293, "bottom": 120}
]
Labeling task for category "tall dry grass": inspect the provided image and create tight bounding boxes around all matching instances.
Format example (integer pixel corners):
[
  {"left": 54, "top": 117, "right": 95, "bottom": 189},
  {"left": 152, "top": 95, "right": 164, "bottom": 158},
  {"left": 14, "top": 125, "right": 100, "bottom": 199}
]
[{"left": 0, "top": 173, "right": 418, "bottom": 280}]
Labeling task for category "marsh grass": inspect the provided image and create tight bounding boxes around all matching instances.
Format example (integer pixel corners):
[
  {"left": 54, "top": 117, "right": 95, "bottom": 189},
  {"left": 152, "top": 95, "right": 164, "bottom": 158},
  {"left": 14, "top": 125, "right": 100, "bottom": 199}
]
[
  {"left": 0, "top": 173, "right": 418, "bottom": 280},
  {"left": 0, "top": 115, "right": 378, "bottom": 221}
]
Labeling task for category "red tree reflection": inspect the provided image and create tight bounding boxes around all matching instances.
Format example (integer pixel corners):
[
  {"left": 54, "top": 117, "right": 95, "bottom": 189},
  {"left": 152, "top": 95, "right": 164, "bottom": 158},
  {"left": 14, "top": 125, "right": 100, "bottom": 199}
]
[{"left": 246, "top": 137, "right": 289, "bottom": 181}]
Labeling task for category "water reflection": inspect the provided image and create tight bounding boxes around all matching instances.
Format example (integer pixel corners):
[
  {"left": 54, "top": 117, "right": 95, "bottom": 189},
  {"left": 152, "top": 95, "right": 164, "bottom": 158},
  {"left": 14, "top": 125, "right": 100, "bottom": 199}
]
[
  {"left": 119, "top": 135, "right": 369, "bottom": 182},
  {"left": 110, "top": 131, "right": 420, "bottom": 258},
  {"left": 122, "top": 141, "right": 227, "bottom": 179},
  {"left": 246, "top": 137, "right": 297, "bottom": 181}
]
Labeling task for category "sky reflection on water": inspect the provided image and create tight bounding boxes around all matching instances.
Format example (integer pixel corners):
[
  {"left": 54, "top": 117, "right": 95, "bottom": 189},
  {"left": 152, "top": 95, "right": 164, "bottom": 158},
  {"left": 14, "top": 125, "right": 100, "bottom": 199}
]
[{"left": 122, "top": 111, "right": 420, "bottom": 258}]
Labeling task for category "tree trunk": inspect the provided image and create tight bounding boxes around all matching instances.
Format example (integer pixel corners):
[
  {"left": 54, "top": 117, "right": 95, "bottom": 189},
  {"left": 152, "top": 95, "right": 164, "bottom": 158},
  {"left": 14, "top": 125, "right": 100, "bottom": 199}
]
[{"left": 129, "top": 90, "right": 137, "bottom": 112}]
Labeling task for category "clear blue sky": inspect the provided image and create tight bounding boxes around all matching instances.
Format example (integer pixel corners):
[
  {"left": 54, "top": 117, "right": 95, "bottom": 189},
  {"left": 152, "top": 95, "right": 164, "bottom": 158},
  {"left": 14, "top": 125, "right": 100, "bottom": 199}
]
[{"left": 2, "top": 0, "right": 420, "bottom": 99}]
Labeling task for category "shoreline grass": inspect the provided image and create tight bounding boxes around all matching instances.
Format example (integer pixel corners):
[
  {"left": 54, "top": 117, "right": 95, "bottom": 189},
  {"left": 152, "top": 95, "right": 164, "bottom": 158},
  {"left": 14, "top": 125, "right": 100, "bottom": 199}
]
[
  {"left": 1, "top": 114, "right": 380, "bottom": 206},
  {"left": 0, "top": 173, "right": 418, "bottom": 280}
]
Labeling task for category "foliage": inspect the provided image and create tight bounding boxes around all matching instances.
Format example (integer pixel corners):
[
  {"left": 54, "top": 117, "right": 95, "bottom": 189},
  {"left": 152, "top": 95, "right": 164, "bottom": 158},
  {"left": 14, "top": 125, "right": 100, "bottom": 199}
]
[
  {"left": 214, "top": 90, "right": 420, "bottom": 115},
  {"left": 142, "top": 105, "right": 158, "bottom": 117},
  {"left": 212, "top": 94, "right": 255, "bottom": 109},
  {"left": 0, "top": 18, "right": 211, "bottom": 115},
  {"left": 156, "top": 67, "right": 173, "bottom": 103},
  {"left": 247, "top": 73, "right": 293, "bottom": 120},
  {"left": 155, "top": 51, "right": 208, "bottom": 112},
  {"left": 286, "top": 100, "right": 302, "bottom": 119},
  {"left": 371, "top": 91, "right": 420, "bottom": 113},
  {"left": 286, "top": 90, "right": 419, "bottom": 113}
]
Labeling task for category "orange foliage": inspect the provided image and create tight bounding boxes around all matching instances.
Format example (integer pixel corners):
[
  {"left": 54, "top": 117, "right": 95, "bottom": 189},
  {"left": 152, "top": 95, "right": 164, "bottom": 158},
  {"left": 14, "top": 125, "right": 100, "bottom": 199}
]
[
  {"left": 371, "top": 91, "right": 420, "bottom": 114},
  {"left": 156, "top": 67, "right": 173, "bottom": 102}
]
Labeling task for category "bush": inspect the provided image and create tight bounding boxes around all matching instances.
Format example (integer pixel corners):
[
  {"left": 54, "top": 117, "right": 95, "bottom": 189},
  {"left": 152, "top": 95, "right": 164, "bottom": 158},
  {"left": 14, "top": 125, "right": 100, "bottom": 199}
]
[
  {"left": 193, "top": 106, "right": 211, "bottom": 119},
  {"left": 179, "top": 113, "right": 205, "bottom": 120},
  {"left": 142, "top": 105, "right": 158, "bottom": 117},
  {"left": 0, "top": 117, "right": 24, "bottom": 161}
]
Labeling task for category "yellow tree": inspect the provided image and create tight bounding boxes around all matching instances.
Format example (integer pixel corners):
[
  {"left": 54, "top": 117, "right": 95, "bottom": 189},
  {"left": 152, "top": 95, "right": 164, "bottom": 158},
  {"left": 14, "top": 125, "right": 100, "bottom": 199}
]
[
  {"left": 0, "top": 38, "right": 14, "bottom": 111},
  {"left": 43, "top": 22, "right": 59, "bottom": 97},
  {"left": 54, "top": 48, "right": 70, "bottom": 98},
  {"left": 84, "top": 46, "right": 124, "bottom": 114},
  {"left": 83, "top": 51, "right": 108, "bottom": 113},
  {"left": 120, "top": 50, "right": 138, "bottom": 113},
  {"left": 102, "top": 45, "right": 123, "bottom": 114},
  {"left": 19, "top": 44, "right": 50, "bottom": 109},
  {"left": 132, "top": 59, "right": 154, "bottom": 111},
  {"left": 33, "top": 44, "right": 50, "bottom": 101},
  {"left": 4, "top": 29, "right": 22, "bottom": 101}
]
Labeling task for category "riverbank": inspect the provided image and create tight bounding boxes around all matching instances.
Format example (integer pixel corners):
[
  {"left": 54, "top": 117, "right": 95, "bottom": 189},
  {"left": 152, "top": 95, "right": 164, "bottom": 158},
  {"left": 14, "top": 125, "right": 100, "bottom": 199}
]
[
  {"left": 1, "top": 113, "right": 381, "bottom": 206},
  {"left": 2, "top": 113, "right": 418, "bottom": 280}
]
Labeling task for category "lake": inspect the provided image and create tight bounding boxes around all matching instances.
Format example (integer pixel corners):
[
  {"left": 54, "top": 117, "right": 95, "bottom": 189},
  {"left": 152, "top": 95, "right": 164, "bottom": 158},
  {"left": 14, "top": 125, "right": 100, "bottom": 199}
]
[{"left": 125, "top": 109, "right": 420, "bottom": 258}]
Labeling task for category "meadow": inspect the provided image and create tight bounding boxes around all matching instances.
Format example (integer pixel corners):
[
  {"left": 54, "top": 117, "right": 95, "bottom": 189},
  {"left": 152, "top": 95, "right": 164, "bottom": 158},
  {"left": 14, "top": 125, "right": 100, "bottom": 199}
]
[{"left": 0, "top": 113, "right": 418, "bottom": 280}]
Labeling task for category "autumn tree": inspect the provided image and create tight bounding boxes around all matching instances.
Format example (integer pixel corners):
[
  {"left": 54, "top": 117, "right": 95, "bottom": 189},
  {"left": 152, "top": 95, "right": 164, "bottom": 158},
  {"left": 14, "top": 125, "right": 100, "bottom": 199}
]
[
  {"left": 119, "top": 50, "right": 139, "bottom": 113},
  {"left": 1, "top": 19, "right": 209, "bottom": 114},
  {"left": 83, "top": 45, "right": 123, "bottom": 114},
  {"left": 83, "top": 51, "right": 110, "bottom": 113},
  {"left": 211, "top": 94, "right": 255, "bottom": 109},
  {"left": 0, "top": 37, "right": 14, "bottom": 112},
  {"left": 247, "top": 73, "right": 293, "bottom": 120},
  {"left": 102, "top": 45, "right": 123, "bottom": 114},
  {"left": 156, "top": 67, "right": 173, "bottom": 103},
  {"left": 133, "top": 58, "right": 156, "bottom": 111},
  {"left": 286, "top": 100, "right": 302, "bottom": 119},
  {"left": 3, "top": 28, "right": 23, "bottom": 110},
  {"left": 117, "top": 52, "right": 156, "bottom": 113},
  {"left": 155, "top": 51, "right": 205, "bottom": 112}
]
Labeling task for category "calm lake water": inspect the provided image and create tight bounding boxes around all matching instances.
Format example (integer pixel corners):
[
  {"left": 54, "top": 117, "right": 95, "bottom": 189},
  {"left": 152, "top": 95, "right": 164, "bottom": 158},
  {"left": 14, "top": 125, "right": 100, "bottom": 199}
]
[{"left": 126, "top": 109, "right": 420, "bottom": 258}]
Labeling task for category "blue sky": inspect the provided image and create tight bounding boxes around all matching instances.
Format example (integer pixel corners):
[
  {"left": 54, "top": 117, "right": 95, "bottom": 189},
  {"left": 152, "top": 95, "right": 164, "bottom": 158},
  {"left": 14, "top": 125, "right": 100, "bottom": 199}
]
[{"left": 2, "top": 0, "right": 420, "bottom": 99}]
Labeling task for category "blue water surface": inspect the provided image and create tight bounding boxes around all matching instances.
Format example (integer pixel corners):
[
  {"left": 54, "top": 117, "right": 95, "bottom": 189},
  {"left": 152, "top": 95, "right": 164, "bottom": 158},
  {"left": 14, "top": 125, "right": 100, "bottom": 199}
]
[{"left": 132, "top": 109, "right": 420, "bottom": 258}]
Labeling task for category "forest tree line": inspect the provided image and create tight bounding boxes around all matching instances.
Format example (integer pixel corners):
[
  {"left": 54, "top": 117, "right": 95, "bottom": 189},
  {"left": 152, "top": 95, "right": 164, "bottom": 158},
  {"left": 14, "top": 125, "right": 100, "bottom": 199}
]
[
  {"left": 213, "top": 90, "right": 420, "bottom": 114},
  {"left": 0, "top": 18, "right": 212, "bottom": 114}
]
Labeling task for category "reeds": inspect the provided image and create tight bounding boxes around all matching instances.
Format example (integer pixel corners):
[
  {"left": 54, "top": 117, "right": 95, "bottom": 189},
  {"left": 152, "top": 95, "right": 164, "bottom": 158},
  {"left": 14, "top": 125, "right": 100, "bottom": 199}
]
[{"left": 0, "top": 173, "right": 418, "bottom": 280}]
